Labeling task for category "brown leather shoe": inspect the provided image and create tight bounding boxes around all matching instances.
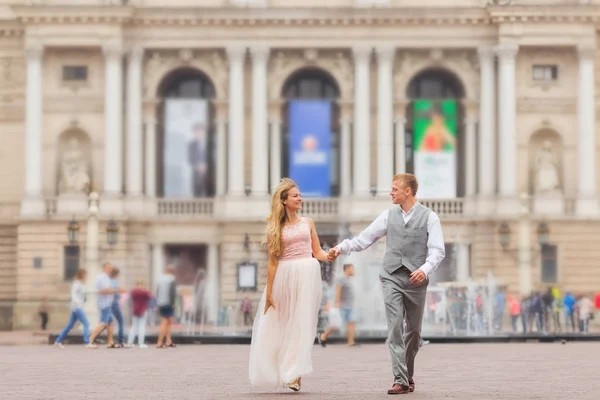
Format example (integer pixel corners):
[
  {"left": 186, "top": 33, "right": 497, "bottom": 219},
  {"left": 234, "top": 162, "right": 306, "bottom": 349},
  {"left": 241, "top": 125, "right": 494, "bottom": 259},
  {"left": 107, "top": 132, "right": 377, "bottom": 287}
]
[
  {"left": 387, "top": 383, "right": 410, "bottom": 395},
  {"left": 408, "top": 379, "right": 415, "bottom": 392}
]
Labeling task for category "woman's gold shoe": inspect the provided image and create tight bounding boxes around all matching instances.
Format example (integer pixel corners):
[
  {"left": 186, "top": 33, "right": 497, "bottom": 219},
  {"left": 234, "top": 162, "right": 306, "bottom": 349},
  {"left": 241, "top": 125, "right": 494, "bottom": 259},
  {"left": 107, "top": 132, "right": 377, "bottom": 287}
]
[{"left": 288, "top": 377, "right": 301, "bottom": 392}]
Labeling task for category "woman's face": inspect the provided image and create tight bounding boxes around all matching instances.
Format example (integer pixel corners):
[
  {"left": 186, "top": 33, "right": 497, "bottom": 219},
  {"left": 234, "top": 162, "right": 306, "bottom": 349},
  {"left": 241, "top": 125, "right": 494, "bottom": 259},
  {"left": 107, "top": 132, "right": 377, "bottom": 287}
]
[
  {"left": 80, "top": 273, "right": 87, "bottom": 283},
  {"left": 284, "top": 187, "right": 302, "bottom": 212}
]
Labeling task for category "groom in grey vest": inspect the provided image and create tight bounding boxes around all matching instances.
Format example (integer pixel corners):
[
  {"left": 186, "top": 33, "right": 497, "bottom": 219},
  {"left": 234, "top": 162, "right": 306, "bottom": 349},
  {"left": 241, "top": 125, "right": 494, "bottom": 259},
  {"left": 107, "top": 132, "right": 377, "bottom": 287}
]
[{"left": 329, "top": 173, "right": 445, "bottom": 395}]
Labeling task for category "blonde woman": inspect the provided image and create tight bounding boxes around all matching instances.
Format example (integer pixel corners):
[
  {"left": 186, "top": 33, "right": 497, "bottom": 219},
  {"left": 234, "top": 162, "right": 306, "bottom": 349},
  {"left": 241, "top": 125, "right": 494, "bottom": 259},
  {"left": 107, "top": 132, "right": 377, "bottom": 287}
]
[{"left": 249, "top": 178, "right": 328, "bottom": 392}]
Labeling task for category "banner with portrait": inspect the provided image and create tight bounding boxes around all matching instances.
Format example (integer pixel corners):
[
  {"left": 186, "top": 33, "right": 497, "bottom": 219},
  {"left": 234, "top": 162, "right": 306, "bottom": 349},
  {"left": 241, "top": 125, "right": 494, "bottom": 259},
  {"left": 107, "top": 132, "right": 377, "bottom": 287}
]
[
  {"left": 413, "top": 100, "right": 458, "bottom": 199},
  {"left": 288, "top": 100, "right": 332, "bottom": 197},
  {"left": 163, "top": 99, "right": 209, "bottom": 198}
]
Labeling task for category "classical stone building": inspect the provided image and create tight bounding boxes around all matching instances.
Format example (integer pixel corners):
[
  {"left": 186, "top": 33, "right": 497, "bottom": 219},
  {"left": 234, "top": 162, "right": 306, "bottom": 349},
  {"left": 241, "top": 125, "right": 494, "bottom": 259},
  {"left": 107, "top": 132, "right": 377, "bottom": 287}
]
[{"left": 1, "top": 0, "right": 600, "bottom": 329}]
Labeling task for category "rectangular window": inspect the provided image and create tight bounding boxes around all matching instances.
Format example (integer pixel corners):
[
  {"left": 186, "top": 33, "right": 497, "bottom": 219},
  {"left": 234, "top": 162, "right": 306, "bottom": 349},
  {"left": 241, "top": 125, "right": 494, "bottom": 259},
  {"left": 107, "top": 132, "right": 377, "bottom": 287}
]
[
  {"left": 64, "top": 245, "right": 81, "bottom": 281},
  {"left": 540, "top": 244, "right": 558, "bottom": 283},
  {"left": 62, "top": 66, "right": 88, "bottom": 82},
  {"left": 532, "top": 65, "right": 558, "bottom": 81}
]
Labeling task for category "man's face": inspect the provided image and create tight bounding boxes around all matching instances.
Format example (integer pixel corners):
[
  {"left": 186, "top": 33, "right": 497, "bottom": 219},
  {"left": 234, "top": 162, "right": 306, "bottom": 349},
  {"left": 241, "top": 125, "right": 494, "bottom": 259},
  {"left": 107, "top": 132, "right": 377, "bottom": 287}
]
[
  {"left": 345, "top": 265, "right": 355, "bottom": 276},
  {"left": 390, "top": 180, "right": 410, "bottom": 204},
  {"left": 104, "top": 264, "right": 112, "bottom": 274}
]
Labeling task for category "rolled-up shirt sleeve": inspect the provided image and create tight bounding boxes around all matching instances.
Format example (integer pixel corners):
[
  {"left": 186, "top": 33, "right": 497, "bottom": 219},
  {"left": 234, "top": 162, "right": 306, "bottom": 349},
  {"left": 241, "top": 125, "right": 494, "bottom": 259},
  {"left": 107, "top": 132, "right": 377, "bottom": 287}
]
[
  {"left": 336, "top": 210, "right": 389, "bottom": 255},
  {"left": 418, "top": 211, "right": 446, "bottom": 277}
]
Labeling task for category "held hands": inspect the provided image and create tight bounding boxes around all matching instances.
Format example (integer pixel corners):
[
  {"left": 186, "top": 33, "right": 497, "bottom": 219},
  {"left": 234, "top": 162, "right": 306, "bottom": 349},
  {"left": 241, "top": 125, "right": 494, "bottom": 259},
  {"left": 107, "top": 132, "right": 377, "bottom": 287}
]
[
  {"left": 327, "top": 247, "right": 341, "bottom": 261},
  {"left": 409, "top": 269, "right": 426, "bottom": 285},
  {"left": 264, "top": 293, "right": 276, "bottom": 315}
]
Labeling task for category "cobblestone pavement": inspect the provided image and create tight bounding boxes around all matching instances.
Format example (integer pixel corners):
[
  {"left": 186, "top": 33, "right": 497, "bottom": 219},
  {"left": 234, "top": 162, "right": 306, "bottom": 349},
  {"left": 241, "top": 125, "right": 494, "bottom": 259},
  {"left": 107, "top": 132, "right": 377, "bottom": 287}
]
[{"left": 0, "top": 343, "right": 598, "bottom": 400}]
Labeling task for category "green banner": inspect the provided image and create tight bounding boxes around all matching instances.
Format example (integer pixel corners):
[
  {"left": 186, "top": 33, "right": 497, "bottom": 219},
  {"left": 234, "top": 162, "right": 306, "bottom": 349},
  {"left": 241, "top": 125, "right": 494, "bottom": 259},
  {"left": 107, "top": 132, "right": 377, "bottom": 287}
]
[
  {"left": 413, "top": 100, "right": 457, "bottom": 152},
  {"left": 412, "top": 100, "right": 458, "bottom": 199}
]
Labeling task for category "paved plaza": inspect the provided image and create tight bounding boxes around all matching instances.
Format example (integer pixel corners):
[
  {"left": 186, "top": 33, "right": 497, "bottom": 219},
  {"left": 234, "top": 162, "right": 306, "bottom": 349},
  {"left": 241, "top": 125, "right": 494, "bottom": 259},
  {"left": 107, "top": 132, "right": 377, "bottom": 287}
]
[{"left": 0, "top": 342, "right": 598, "bottom": 400}]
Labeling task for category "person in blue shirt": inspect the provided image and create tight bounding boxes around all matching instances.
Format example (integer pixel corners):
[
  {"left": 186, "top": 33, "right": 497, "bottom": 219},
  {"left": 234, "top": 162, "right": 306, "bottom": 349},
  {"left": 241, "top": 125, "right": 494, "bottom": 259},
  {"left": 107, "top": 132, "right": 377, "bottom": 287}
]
[
  {"left": 563, "top": 292, "right": 576, "bottom": 333},
  {"left": 109, "top": 267, "right": 126, "bottom": 348}
]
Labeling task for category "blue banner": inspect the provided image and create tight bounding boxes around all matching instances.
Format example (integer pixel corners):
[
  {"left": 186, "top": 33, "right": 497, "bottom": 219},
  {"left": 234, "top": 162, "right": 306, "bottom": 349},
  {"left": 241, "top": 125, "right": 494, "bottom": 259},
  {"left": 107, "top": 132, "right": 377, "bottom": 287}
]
[{"left": 288, "top": 100, "right": 331, "bottom": 197}]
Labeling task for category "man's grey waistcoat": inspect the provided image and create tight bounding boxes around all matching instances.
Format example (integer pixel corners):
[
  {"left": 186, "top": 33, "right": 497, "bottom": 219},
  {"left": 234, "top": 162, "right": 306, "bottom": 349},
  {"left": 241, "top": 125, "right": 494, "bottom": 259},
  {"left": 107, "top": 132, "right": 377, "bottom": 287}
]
[{"left": 382, "top": 203, "right": 431, "bottom": 274}]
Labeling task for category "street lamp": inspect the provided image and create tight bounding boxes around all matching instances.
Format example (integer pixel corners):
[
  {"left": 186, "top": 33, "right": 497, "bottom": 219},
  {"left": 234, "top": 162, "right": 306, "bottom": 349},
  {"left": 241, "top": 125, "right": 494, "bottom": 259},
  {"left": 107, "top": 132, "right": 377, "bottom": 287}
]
[
  {"left": 497, "top": 221, "right": 550, "bottom": 249},
  {"left": 67, "top": 218, "right": 80, "bottom": 245},
  {"left": 106, "top": 219, "right": 119, "bottom": 246},
  {"left": 537, "top": 222, "right": 550, "bottom": 246},
  {"left": 498, "top": 222, "right": 511, "bottom": 250}
]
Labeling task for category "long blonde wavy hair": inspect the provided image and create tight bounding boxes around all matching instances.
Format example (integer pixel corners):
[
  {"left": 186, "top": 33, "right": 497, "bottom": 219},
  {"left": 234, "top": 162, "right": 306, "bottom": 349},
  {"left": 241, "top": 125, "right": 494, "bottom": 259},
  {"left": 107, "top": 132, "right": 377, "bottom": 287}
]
[{"left": 265, "top": 178, "right": 298, "bottom": 257}]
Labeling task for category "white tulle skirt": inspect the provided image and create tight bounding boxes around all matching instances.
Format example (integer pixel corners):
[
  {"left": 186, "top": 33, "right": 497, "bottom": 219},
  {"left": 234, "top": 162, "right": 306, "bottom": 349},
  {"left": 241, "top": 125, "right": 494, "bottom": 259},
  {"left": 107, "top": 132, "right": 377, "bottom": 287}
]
[{"left": 248, "top": 257, "right": 323, "bottom": 388}]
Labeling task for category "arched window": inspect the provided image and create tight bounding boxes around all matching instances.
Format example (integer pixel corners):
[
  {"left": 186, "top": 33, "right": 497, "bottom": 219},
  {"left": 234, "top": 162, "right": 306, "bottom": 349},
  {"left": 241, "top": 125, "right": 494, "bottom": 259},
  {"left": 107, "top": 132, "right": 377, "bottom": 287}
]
[
  {"left": 157, "top": 68, "right": 217, "bottom": 198},
  {"left": 403, "top": 68, "right": 466, "bottom": 198},
  {"left": 281, "top": 68, "right": 341, "bottom": 197}
]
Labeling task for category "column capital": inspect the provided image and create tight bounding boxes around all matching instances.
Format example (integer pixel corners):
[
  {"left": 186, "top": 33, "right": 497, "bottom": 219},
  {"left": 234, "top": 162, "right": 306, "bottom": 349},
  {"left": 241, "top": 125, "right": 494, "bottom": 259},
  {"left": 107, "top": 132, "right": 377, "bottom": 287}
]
[
  {"left": 461, "top": 99, "right": 479, "bottom": 118},
  {"left": 25, "top": 42, "right": 44, "bottom": 61},
  {"left": 477, "top": 45, "right": 496, "bottom": 62},
  {"left": 495, "top": 43, "right": 519, "bottom": 61},
  {"left": 226, "top": 44, "right": 247, "bottom": 61},
  {"left": 352, "top": 44, "right": 372, "bottom": 62},
  {"left": 249, "top": 45, "right": 270, "bottom": 61},
  {"left": 102, "top": 43, "right": 124, "bottom": 59},
  {"left": 577, "top": 44, "right": 596, "bottom": 61},
  {"left": 128, "top": 46, "right": 144, "bottom": 61},
  {"left": 375, "top": 45, "right": 396, "bottom": 63}
]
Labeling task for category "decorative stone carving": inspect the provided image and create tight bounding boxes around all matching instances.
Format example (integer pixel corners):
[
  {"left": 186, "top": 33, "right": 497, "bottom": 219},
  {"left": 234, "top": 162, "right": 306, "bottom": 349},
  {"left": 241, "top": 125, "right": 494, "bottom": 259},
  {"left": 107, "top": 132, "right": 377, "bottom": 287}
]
[
  {"left": 534, "top": 140, "right": 560, "bottom": 194},
  {"left": 268, "top": 50, "right": 354, "bottom": 101},
  {"left": 0, "top": 57, "right": 25, "bottom": 91},
  {"left": 58, "top": 137, "right": 90, "bottom": 195},
  {"left": 394, "top": 50, "right": 479, "bottom": 101},
  {"left": 143, "top": 50, "right": 228, "bottom": 100}
]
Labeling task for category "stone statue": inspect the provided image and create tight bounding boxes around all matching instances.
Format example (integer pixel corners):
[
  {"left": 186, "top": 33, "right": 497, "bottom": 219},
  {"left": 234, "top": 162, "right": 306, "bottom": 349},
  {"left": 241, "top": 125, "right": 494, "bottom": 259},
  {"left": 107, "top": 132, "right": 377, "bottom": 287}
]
[
  {"left": 58, "top": 138, "right": 90, "bottom": 195},
  {"left": 534, "top": 140, "right": 560, "bottom": 193}
]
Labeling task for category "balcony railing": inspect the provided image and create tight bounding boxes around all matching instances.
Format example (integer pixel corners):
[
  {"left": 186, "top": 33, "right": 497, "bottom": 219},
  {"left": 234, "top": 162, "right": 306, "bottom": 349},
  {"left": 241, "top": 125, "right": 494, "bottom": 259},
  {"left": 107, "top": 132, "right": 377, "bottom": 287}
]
[
  {"left": 157, "top": 199, "right": 214, "bottom": 217},
  {"left": 300, "top": 199, "right": 339, "bottom": 218},
  {"left": 421, "top": 199, "right": 464, "bottom": 217}
]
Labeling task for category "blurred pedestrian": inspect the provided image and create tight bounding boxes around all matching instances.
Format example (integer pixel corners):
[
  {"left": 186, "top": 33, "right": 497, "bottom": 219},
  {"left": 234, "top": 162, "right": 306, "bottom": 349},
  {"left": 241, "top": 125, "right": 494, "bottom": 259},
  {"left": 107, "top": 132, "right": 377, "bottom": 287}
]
[
  {"left": 318, "top": 263, "right": 358, "bottom": 347},
  {"left": 89, "top": 263, "right": 124, "bottom": 348},
  {"left": 109, "top": 267, "right": 126, "bottom": 348},
  {"left": 54, "top": 269, "right": 97, "bottom": 349},
  {"left": 577, "top": 294, "right": 593, "bottom": 333},
  {"left": 128, "top": 279, "right": 152, "bottom": 348},
  {"left": 156, "top": 264, "right": 177, "bottom": 348},
  {"left": 508, "top": 294, "right": 521, "bottom": 333},
  {"left": 563, "top": 292, "right": 576, "bottom": 333},
  {"left": 39, "top": 297, "right": 49, "bottom": 331},
  {"left": 241, "top": 296, "right": 253, "bottom": 326}
]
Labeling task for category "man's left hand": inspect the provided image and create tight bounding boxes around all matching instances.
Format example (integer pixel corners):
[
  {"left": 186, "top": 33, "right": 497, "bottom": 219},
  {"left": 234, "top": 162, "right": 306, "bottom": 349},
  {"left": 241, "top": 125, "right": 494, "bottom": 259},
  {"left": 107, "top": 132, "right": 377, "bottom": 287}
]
[{"left": 409, "top": 270, "right": 426, "bottom": 285}]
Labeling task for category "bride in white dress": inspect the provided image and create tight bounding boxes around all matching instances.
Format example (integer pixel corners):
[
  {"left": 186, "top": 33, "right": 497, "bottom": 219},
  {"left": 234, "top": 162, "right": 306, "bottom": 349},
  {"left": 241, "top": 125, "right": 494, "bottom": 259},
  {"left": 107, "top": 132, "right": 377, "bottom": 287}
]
[{"left": 249, "top": 178, "right": 328, "bottom": 392}]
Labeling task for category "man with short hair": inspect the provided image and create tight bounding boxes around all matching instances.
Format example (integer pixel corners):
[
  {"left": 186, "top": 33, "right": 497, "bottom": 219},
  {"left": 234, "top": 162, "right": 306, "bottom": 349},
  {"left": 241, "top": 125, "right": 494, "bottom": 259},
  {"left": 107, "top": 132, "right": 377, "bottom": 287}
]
[
  {"left": 329, "top": 173, "right": 445, "bottom": 395},
  {"left": 156, "top": 264, "right": 177, "bottom": 348},
  {"left": 318, "top": 263, "right": 357, "bottom": 347},
  {"left": 89, "top": 263, "right": 125, "bottom": 347}
]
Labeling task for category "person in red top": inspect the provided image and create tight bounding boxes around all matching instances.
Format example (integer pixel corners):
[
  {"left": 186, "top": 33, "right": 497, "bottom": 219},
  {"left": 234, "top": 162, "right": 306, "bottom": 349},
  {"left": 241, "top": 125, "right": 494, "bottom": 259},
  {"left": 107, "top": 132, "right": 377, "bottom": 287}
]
[
  {"left": 127, "top": 279, "right": 153, "bottom": 348},
  {"left": 508, "top": 294, "right": 521, "bottom": 333}
]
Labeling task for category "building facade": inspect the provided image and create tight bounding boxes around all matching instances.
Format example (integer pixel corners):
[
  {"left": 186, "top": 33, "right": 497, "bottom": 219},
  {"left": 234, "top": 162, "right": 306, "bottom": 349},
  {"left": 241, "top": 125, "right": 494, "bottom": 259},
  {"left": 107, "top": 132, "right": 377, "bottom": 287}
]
[{"left": 1, "top": 0, "right": 600, "bottom": 329}]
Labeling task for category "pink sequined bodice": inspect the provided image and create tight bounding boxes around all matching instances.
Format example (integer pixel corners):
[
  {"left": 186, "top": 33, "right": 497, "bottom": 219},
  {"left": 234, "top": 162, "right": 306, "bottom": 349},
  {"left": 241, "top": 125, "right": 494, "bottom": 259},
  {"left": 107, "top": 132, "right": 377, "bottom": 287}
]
[{"left": 280, "top": 218, "right": 313, "bottom": 261}]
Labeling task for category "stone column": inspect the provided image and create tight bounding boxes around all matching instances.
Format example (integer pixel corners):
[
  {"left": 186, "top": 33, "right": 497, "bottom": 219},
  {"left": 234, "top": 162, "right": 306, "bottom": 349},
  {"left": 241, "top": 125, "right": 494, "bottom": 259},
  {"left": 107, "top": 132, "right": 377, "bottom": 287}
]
[
  {"left": 394, "top": 115, "right": 406, "bottom": 174},
  {"left": 352, "top": 45, "right": 372, "bottom": 195},
  {"left": 464, "top": 103, "right": 477, "bottom": 198},
  {"left": 496, "top": 44, "right": 519, "bottom": 213},
  {"left": 250, "top": 46, "right": 270, "bottom": 196},
  {"left": 84, "top": 192, "right": 100, "bottom": 325},
  {"left": 376, "top": 46, "right": 395, "bottom": 194},
  {"left": 269, "top": 101, "right": 282, "bottom": 192},
  {"left": 576, "top": 44, "right": 599, "bottom": 215},
  {"left": 215, "top": 113, "right": 227, "bottom": 196},
  {"left": 477, "top": 46, "right": 496, "bottom": 214},
  {"left": 102, "top": 44, "right": 124, "bottom": 214},
  {"left": 227, "top": 45, "right": 246, "bottom": 196},
  {"left": 144, "top": 116, "right": 157, "bottom": 197},
  {"left": 151, "top": 243, "right": 164, "bottom": 291},
  {"left": 205, "top": 243, "right": 220, "bottom": 324},
  {"left": 340, "top": 107, "right": 352, "bottom": 197},
  {"left": 518, "top": 201, "right": 532, "bottom": 296},
  {"left": 21, "top": 43, "right": 45, "bottom": 217},
  {"left": 455, "top": 243, "right": 470, "bottom": 282},
  {"left": 126, "top": 47, "right": 144, "bottom": 197}
]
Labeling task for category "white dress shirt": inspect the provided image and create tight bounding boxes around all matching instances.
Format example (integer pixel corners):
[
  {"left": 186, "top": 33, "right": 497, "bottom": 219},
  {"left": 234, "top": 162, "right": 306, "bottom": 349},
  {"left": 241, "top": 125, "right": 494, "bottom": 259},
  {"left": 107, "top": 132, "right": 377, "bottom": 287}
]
[{"left": 336, "top": 202, "right": 446, "bottom": 277}]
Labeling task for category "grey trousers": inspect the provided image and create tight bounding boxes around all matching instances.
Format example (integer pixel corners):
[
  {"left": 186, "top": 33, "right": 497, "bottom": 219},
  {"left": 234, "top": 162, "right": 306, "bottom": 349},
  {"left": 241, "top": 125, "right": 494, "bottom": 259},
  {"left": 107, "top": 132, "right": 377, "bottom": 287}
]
[{"left": 380, "top": 266, "right": 428, "bottom": 386}]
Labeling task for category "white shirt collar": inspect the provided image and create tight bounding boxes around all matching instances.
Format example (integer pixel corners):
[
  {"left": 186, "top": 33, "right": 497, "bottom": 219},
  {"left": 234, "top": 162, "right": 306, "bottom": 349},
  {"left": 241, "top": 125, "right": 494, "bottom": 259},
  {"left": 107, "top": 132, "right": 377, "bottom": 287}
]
[{"left": 400, "top": 201, "right": 420, "bottom": 216}]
